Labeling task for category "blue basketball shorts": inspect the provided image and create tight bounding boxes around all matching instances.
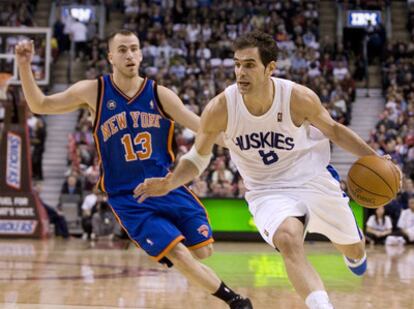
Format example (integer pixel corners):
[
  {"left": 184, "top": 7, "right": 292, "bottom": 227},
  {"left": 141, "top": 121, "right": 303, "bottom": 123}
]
[{"left": 107, "top": 186, "right": 213, "bottom": 261}]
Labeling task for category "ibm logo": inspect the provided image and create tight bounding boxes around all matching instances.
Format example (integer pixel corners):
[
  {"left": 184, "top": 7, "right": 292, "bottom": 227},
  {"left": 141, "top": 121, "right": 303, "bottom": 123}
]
[{"left": 349, "top": 11, "right": 379, "bottom": 27}]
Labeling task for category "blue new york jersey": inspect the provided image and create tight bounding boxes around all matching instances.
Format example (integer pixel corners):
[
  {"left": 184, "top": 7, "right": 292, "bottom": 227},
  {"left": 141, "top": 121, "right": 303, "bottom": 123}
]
[
  {"left": 93, "top": 74, "right": 175, "bottom": 195},
  {"left": 92, "top": 74, "right": 213, "bottom": 260}
]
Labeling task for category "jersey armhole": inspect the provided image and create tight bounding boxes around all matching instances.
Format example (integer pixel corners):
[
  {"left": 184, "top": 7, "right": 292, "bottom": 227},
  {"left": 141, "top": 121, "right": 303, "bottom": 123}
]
[
  {"left": 92, "top": 76, "right": 104, "bottom": 133},
  {"left": 224, "top": 88, "right": 235, "bottom": 138},
  {"left": 153, "top": 81, "right": 174, "bottom": 121},
  {"left": 283, "top": 80, "right": 302, "bottom": 131}
]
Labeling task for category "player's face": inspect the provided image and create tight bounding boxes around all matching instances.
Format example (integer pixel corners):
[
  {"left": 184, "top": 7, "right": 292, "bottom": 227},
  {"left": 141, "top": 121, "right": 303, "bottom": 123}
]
[
  {"left": 234, "top": 47, "right": 274, "bottom": 95},
  {"left": 108, "top": 34, "right": 142, "bottom": 78},
  {"left": 409, "top": 199, "right": 414, "bottom": 211},
  {"left": 375, "top": 206, "right": 384, "bottom": 216}
]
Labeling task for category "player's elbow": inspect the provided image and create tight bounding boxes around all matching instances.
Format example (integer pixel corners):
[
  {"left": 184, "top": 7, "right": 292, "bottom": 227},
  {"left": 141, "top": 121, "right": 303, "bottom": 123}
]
[
  {"left": 26, "top": 96, "right": 46, "bottom": 114},
  {"left": 26, "top": 103, "right": 42, "bottom": 114},
  {"left": 325, "top": 122, "right": 343, "bottom": 143}
]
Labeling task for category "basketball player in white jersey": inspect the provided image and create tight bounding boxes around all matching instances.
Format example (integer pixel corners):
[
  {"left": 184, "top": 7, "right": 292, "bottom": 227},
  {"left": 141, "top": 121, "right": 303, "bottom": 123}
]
[{"left": 133, "top": 31, "right": 399, "bottom": 309}]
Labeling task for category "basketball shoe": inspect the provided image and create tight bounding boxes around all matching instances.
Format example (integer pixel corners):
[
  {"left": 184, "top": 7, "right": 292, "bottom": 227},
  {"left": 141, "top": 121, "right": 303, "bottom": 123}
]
[
  {"left": 343, "top": 252, "right": 367, "bottom": 276},
  {"left": 228, "top": 295, "right": 253, "bottom": 309}
]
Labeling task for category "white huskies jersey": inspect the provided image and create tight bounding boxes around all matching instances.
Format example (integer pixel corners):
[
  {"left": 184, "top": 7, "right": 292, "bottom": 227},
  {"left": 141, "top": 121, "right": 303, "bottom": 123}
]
[{"left": 223, "top": 77, "right": 331, "bottom": 191}]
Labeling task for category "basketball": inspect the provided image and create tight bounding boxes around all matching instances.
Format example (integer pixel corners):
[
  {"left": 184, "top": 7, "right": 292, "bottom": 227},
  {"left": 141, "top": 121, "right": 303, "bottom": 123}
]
[{"left": 347, "top": 156, "right": 400, "bottom": 208}]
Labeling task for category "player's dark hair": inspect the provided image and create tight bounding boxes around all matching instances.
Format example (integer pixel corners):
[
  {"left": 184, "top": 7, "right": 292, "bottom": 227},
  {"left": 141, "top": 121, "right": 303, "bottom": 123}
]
[
  {"left": 233, "top": 31, "right": 278, "bottom": 67},
  {"left": 107, "top": 29, "right": 139, "bottom": 46}
]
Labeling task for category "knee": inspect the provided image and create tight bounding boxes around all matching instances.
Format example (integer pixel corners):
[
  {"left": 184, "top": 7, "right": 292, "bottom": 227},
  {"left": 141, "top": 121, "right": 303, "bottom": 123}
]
[
  {"left": 274, "top": 229, "right": 303, "bottom": 257},
  {"left": 192, "top": 244, "right": 214, "bottom": 260},
  {"left": 167, "top": 243, "right": 193, "bottom": 265}
]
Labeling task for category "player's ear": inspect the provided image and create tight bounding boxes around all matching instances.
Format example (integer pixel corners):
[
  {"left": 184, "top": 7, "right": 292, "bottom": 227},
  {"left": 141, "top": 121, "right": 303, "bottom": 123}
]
[
  {"left": 138, "top": 49, "right": 143, "bottom": 62},
  {"left": 107, "top": 52, "right": 113, "bottom": 64},
  {"left": 266, "top": 61, "right": 276, "bottom": 76}
]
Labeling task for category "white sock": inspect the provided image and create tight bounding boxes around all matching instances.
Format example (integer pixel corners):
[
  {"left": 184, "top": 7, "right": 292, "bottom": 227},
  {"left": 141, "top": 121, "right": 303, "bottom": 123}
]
[
  {"left": 344, "top": 252, "right": 366, "bottom": 267},
  {"left": 305, "top": 290, "right": 334, "bottom": 309}
]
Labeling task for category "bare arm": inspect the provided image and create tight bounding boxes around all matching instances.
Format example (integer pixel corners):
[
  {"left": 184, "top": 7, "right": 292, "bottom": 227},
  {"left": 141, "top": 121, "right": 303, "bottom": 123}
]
[
  {"left": 16, "top": 40, "right": 96, "bottom": 114},
  {"left": 157, "top": 85, "right": 200, "bottom": 132},
  {"left": 164, "top": 112, "right": 223, "bottom": 189},
  {"left": 366, "top": 226, "right": 380, "bottom": 236},
  {"left": 157, "top": 84, "right": 227, "bottom": 147},
  {"left": 133, "top": 93, "right": 228, "bottom": 201},
  {"left": 381, "top": 228, "right": 392, "bottom": 236},
  {"left": 291, "top": 84, "right": 377, "bottom": 157}
]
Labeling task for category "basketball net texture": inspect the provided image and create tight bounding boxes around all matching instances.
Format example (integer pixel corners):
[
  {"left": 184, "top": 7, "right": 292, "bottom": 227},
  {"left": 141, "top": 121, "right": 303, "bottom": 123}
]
[{"left": 0, "top": 73, "right": 13, "bottom": 100}]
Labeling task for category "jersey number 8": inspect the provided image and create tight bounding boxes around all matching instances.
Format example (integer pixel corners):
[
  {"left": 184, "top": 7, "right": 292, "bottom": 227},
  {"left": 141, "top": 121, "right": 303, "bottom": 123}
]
[{"left": 258, "top": 150, "right": 279, "bottom": 165}]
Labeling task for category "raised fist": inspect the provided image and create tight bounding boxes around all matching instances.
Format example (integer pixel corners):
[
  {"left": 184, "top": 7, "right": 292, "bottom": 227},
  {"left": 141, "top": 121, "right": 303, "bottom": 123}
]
[{"left": 15, "top": 40, "right": 34, "bottom": 66}]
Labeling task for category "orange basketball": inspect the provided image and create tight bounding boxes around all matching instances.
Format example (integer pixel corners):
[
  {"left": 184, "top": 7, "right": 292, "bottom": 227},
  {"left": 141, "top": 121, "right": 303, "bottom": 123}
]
[{"left": 347, "top": 155, "right": 400, "bottom": 208}]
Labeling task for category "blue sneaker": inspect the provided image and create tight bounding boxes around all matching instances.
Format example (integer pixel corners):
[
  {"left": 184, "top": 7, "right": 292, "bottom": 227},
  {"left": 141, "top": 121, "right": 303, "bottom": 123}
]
[{"left": 343, "top": 253, "right": 367, "bottom": 276}]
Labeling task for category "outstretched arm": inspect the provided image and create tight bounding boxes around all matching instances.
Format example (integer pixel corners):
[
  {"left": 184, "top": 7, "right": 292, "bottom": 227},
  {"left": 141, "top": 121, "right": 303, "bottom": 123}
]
[
  {"left": 292, "top": 84, "right": 403, "bottom": 188},
  {"left": 291, "top": 84, "right": 377, "bottom": 157},
  {"left": 133, "top": 93, "right": 228, "bottom": 202},
  {"left": 16, "top": 40, "right": 96, "bottom": 114}
]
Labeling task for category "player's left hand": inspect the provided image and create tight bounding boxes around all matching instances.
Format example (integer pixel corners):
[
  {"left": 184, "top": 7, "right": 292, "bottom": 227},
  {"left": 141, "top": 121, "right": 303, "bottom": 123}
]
[
  {"left": 133, "top": 176, "right": 173, "bottom": 203},
  {"left": 382, "top": 154, "right": 392, "bottom": 160},
  {"left": 382, "top": 155, "right": 403, "bottom": 191}
]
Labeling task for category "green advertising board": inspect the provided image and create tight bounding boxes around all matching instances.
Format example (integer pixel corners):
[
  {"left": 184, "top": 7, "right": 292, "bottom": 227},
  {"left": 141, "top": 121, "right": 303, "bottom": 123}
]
[{"left": 200, "top": 198, "right": 364, "bottom": 233}]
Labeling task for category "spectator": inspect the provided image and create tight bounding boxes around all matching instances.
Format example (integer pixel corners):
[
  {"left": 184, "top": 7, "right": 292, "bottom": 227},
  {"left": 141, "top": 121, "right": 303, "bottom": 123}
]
[
  {"left": 61, "top": 174, "right": 83, "bottom": 196},
  {"left": 190, "top": 175, "right": 209, "bottom": 198},
  {"left": 69, "top": 18, "right": 88, "bottom": 61},
  {"left": 366, "top": 206, "right": 393, "bottom": 244},
  {"left": 333, "top": 60, "right": 349, "bottom": 81},
  {"left": 91, "top": 198, "right": 116, "bottom": 240},
  {"left": 235, "top": 176, "right": 247, "bottom": 199},
  {"left": 31, "top": 116, "right": 46, "bottom": 180},
  {"left": 34, "top": 183, "right": 70, "bottom": 239},
  {"left": 81, "top": 187, "right": 100, "bottom": 240},
  {"left": 84, "top": 158, "right": 100, "bottom": 190},
  {"left": 62, "top": 15, "right": 74, "bottom": 53},
  {"left": 53, "top": 17, "right": 65, "bottom": 55},
  {"left": 210, "top": 158, "right": 234, "bottom": 197},
  {"left": 397, "top": 196, "right": 414, "bottom": 243}
]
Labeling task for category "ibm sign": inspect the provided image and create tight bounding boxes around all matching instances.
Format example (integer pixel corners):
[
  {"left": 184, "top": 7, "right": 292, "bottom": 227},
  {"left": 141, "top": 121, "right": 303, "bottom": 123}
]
[{"left": 347, "top": 11, "right": 382, "bottom": 28}]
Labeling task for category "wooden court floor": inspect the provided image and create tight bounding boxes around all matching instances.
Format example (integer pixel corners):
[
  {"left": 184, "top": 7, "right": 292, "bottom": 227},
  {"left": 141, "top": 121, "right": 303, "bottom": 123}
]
[{"left": 0, "top": 238, "right": 413, "bottom": 309}]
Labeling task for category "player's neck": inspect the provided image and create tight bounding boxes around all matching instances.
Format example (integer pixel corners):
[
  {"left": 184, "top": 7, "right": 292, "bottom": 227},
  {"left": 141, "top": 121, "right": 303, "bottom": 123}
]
[
  {"left": 242, "top": 79, "right": 274, "bottom": 116},
  {"left": 112, "top": 72, "right": 144, "bottom": 96}
]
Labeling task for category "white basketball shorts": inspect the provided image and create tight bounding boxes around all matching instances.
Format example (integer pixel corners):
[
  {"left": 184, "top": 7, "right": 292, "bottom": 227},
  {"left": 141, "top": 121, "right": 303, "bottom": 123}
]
[{"left": 245, "top": 168, "right": 363, "bottom": 248}]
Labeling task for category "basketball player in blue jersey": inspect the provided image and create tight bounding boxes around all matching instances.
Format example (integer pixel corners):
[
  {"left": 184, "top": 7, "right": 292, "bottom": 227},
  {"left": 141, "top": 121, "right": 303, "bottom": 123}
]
[
  {"left": 15, "top": 30, "right": 252, "bottom": 309},
  {"left": 134, "top": 31, "right": 402, "bottom": 309}
]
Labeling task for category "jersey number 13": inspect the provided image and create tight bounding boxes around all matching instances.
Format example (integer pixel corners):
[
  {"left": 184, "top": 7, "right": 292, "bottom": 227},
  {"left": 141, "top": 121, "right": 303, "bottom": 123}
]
[{"left": 121, "top": 132, "right": 152, "bottom": 161}]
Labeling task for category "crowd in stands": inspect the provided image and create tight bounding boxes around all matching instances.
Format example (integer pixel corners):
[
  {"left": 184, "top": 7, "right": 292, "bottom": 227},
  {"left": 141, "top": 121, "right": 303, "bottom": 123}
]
[
  {"left": 0, "top": 0, "right": 37, "bottom": 27},
  {"left": 0, "top": 1, "right": 46, "bottom": 79},
  {"left": 53, "top": 10, "right": 100, "bottom": 62},
  {"left": 339, "top": 0, "right": 389, "bottom": 10}
]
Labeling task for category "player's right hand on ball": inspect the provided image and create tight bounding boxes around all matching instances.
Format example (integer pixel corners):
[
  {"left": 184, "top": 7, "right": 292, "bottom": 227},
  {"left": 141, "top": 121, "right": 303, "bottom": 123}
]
[{"left": 15, "top": 40, "right": 34, "bottom": 66}]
